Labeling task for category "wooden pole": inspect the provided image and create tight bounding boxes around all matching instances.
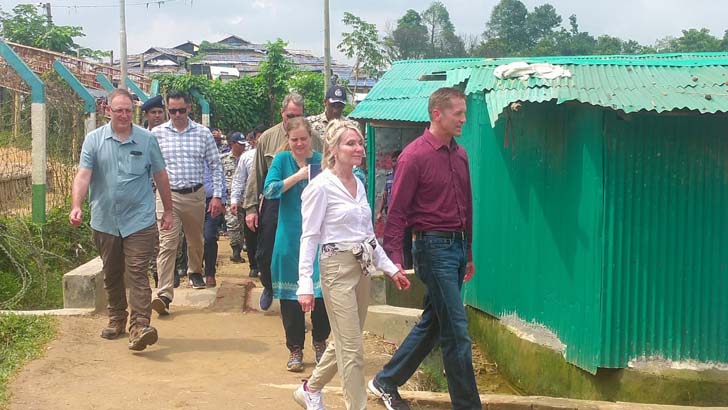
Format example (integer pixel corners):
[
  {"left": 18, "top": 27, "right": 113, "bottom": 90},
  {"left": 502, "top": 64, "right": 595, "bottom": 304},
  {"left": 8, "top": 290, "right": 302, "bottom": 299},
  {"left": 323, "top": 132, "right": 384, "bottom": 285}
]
[{"left": 13, "top": 90, "right": 20, "bottom": 141}]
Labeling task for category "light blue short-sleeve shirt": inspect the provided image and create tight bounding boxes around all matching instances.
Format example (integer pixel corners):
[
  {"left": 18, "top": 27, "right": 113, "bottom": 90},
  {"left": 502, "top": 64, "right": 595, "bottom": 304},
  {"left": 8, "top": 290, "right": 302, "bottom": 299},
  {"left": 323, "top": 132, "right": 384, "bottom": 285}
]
[{"left": 79, "top": 123, "right": 166, "bottom": 238}]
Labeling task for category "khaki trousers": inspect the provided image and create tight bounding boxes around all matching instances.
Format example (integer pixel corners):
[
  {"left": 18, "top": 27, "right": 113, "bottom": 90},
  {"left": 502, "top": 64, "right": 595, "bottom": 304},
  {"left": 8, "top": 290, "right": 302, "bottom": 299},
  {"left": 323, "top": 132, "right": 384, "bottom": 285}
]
[
  {"left": 308, "top": 252, "right": 370, "bottom": 410},
  {"left": 156, "top": 188, "right": 206, "bottom": 301},
  {"left": 93, "top": 224, "right": 158, "bottom": 328}
]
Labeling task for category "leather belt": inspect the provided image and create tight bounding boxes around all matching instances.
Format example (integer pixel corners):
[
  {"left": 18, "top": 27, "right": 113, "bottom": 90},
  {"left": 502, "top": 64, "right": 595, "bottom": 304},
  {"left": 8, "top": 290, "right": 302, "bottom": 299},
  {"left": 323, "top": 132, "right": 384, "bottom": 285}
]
[
  {"left": 171, "top": 183, "right": 203, "bottom": 194},
  {"left": 414, "top": 230, "right": 466, "bottom": 241}
]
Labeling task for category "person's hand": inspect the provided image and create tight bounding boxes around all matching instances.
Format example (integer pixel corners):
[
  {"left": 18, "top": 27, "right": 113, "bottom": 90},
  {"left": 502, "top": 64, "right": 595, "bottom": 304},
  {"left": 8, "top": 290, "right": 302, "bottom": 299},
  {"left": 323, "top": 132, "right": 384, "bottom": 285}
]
[
  {"left": 298, "top": 294, "right": 314, "bottom": 312},
  {"left": 245, "top": 213, "right": 258, "bottom": 231},
  {"left": 295, "top": 165, "right": 309, "bottom": 182},
  {"left": 464, "top": 261, "right": 475, "bottom": 282},
  {"left": 209, "top": 197, "right": 224, "bottom": 218},
  {"left": 160, "top": 210, "right": 173, "bottom": 231},
  {"left": 230, "top": 203, "right": 238, "bottom": 215},
  {"left": 69, "top": 208, "right": 83, "bottom": 226},
  {"left": 376, "top": 211, "right": 383, "bottom": 221},
  {"left": 389, "top": 264, "right": 411, "bottom": 290}
]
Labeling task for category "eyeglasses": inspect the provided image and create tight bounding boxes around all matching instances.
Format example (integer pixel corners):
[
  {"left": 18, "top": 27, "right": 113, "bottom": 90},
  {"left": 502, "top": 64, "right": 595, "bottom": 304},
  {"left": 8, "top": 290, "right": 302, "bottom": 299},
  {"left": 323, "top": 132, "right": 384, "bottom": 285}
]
[
  {"left": 168, "top": 108, "right": 187, "bottom": 115},
  {"left": 285, "top": 113, "right": 302, "bottom": 119},
  {"left": 110, "top": 108, "right": 132, "bottom": 114}
]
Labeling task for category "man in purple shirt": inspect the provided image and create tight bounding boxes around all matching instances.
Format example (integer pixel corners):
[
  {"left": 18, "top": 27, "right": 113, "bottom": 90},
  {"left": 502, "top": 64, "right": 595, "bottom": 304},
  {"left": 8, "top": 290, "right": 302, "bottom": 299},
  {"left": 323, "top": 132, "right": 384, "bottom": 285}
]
[{"left": 368, "top": 87, "right": 481, "bottom": 410}]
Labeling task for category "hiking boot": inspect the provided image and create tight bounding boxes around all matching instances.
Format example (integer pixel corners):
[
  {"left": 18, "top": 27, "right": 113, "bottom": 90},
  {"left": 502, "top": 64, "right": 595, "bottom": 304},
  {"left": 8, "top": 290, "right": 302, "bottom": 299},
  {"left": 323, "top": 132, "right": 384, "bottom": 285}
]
[
  {"left": 205, "top": 275, "right": 217, "bottom": 288},
  {"left": 151, "top": 296, "right": 170, "bottom": 316},
  {"left": 259, "top": 287, "right": 273, "bottom": 311},
  {"left": 293, "top": 380, "right": 325, "bottom": 410},
  {"left": 287, "top": 346, "right": 304, "bottom": 372},
  {"left": 128, "top": 325, "right": 158, "bottom": 351},
  {"left": 229, "top": 245, "right": 245, "bottom": 263},
  {"left": 313, "top": 340, "right": 327, "bottom": 364},
  {"left": 189, "top": 272, "right": 206, "bottom": 289},
  {"left": 368, "top": 377, "right": 410, "bottom": 410},
  {"left": 100, "top": 318, "right": 127, "bottom": 340}
]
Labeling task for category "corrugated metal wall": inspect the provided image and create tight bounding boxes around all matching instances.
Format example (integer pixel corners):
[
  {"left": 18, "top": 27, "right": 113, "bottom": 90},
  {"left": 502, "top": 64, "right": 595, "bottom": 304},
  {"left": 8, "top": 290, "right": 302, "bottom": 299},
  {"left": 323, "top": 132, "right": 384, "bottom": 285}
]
[
  {"left": 462, "top": 93, "right": 728, "bottom": 371},
  {"left": 461, "top": 94, "right": 605, "bottom": 372},
  {"left": 601, "top": 112, "right": 728, "bottom": 367}
]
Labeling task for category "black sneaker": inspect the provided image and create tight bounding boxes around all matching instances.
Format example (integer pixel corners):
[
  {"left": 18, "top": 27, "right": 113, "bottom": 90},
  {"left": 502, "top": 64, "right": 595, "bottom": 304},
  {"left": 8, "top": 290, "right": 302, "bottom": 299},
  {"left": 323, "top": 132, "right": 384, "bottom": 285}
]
[
  {"left": 151, "top": 296, "right": 170, "bottom": 316},
  {"left": 189, "top": 272, "right": 206, "bottom": 289},
  {"left": 368, "top": 377, "right": 410, "bottom": 410}
]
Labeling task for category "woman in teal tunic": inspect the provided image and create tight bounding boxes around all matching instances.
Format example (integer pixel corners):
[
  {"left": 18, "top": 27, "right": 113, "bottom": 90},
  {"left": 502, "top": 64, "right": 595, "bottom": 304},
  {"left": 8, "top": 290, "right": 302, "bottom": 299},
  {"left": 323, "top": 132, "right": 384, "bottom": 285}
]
[{"left": 264, "top": 117, "right": 331, "bottom": 372}]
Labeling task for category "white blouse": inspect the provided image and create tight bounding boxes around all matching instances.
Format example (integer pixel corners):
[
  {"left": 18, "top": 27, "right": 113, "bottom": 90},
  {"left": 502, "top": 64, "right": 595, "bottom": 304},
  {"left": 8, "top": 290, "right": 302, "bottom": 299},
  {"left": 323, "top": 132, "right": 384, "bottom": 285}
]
[{"left": 298, "top": 169, "right": 398, "bottom": 295}]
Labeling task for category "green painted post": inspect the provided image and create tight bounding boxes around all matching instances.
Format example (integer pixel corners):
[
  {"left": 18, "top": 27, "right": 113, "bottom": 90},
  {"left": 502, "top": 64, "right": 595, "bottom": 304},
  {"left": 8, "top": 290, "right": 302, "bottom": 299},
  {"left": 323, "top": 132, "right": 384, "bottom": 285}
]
[
  {"left": 95, "top": 73, "right": 115, "bottom": 92},
  {"left": 366, "top": 123, "right": 376, "bottom": 214},
  {"left": 125, "top": 77, "right": 148, "bottom": 102},
  {"left": 190, "top": 89, "right": 210, "bottom": 127},
  {"left": 53, "top": 60, "right": 97, "bottom": 135},
  {"left": 150, "top": 79, "right": 160, "bottom": 97},
  {"left": 0, "top": 41, "right": 46, "bottom": 223}
]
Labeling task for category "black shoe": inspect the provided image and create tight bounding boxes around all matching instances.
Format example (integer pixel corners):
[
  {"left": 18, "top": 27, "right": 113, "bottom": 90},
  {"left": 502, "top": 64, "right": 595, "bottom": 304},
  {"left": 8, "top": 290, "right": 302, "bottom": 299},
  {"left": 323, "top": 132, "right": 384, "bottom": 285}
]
[
  {"left": 368, "top": 377, "right": 410, "bottom": 410},
  {"left": 151, "top": 296, "right": 171, "bottom": 316},
  {"left": 259, "top": 287, "right": 273, "bottom": 310},
  {"left": 189, "top": 272, "right": 206, "bottom": 289}
]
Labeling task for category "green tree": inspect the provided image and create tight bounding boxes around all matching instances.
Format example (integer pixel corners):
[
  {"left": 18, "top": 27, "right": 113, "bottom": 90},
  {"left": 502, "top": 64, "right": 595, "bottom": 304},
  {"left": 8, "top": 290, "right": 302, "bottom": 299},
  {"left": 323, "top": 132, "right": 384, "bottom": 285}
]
[
  {"left": 259, "top": 39, "right": 296, "bottom": 123},
  {"left": 421, "top": 2, "right": 466, "bottom": 58},
  {"left": 338, "top": 12, "right": 387, "bottom": 98},
  {"left": 288, "top": 71, "right": 325, "bottom": 116},
  {"left": 0, "top": 4, "right": 106, "bottom": 59},
  {"left": 672, "top": 28, "right": 722, "bottom": 52},
  {"left": 384, "top": 9, "right": 429, "bottom": 60},
  {"left": 526, "top": 4, "right": 561, "bottom": 44},
  {"left": 485, "top": 0, "right": 531, "bottom": 54},
  {"left": 595, "top": 35, "right": 624, "bottom": 55}
]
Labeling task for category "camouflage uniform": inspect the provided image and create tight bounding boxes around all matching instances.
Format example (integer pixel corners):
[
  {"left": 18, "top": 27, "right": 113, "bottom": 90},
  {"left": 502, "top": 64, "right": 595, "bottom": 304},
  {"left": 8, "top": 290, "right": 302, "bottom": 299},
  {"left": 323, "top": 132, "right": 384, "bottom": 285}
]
[
  {"left": 306, "top": 112, "right": 330, "bottom": 141},
  {"left": 221, "top": 151, "right": 243, "bottom": 249}
]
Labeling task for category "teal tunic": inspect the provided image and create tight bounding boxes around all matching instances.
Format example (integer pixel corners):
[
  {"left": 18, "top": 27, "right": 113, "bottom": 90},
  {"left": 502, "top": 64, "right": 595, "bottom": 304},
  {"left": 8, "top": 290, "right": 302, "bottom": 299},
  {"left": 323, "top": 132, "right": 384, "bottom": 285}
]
[{"left": 264, "top": 150, "right": 323, "bottom": 300}]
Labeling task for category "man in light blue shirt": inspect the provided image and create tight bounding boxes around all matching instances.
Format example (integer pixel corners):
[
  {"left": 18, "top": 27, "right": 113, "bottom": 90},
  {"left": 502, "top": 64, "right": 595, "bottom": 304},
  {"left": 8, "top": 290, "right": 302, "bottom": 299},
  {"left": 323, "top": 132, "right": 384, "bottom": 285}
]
[{"left": 70, "top": 88, "right": 173, "bottom": 351}]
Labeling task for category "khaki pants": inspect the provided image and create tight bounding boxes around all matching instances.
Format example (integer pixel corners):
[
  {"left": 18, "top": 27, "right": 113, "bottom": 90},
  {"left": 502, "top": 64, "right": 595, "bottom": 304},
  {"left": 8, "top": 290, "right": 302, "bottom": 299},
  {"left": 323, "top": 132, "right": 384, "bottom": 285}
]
[
  {"left": 308, "top": 252, "right": 370, "bottom": 410},
  {"left": 93, "top": 224, "right": 158, "bottom": 328},
  {"left": 156, "top": 188, "right": 206, "bottom": 301}
]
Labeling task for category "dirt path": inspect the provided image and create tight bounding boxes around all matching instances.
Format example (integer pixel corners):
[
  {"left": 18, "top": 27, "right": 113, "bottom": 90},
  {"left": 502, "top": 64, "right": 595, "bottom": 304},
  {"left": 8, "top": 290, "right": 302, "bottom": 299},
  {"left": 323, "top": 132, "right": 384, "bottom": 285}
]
[{"left": 7, "top": 238, "right": 446, "bottom": 410}]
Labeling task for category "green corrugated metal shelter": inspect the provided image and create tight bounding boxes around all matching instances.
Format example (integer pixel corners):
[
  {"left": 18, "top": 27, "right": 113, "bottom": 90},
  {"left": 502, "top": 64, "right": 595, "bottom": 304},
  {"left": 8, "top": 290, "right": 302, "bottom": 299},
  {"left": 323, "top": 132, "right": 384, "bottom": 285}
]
[{"left": 351, "top": 54, "right": 728, "bottom": 375}]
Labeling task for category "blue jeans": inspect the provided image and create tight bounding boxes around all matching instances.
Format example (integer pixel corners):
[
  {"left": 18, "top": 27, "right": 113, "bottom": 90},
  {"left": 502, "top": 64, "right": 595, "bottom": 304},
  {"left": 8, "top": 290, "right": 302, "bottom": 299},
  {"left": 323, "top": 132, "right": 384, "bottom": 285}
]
[
  {"left": 204, "top": 197, "right": 225, "bottom": 277},
  {"left": 376, "top": 236, "right": 481, "bottom": 410}
]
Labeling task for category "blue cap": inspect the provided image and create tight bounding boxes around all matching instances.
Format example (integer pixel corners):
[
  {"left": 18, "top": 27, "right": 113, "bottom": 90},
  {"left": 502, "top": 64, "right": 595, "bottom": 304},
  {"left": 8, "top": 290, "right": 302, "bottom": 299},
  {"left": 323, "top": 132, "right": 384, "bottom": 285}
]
[{"left": 229, "top": 132, "right": 245, "bottom": 145}]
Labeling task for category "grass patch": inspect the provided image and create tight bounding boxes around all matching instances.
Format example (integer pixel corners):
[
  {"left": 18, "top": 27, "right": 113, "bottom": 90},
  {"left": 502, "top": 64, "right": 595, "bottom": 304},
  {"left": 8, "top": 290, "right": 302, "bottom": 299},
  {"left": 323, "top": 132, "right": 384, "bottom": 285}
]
[{"left": 0, "top": 314, "right": 57, "bottom": 407}]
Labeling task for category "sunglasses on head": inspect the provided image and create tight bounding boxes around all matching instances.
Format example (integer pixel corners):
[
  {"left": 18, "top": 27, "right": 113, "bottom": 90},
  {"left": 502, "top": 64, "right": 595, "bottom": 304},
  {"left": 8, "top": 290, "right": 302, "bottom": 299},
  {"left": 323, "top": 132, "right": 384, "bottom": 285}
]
[{"left": 168, "top": 108, "right": 187, "bottom": 114}]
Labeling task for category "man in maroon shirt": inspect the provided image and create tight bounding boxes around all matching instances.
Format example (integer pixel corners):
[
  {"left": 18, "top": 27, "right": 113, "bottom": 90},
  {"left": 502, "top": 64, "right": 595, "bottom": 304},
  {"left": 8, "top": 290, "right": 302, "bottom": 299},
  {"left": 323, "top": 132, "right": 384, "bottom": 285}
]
[{"left": 368, "top": 87, "right": 482, "bottom": 410}]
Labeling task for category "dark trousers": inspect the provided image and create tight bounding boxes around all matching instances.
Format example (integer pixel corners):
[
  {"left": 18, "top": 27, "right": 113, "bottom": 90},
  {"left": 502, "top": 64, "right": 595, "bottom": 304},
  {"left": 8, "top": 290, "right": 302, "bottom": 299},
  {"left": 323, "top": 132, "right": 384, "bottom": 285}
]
[
  {"left": 376, "top": 236, "right": 482, "bottom": 410},
  {"left": 204, "top": 196, "right": 225, "bottom": 277},
  {"left": 255, "top": 198, "right": 279, "bottom": 291},
  {"left": 244, "top": 211, "right": 258, "bottom": 271},
  {"left": 280, "top": 298, "right": 331, "bottom": 350}
]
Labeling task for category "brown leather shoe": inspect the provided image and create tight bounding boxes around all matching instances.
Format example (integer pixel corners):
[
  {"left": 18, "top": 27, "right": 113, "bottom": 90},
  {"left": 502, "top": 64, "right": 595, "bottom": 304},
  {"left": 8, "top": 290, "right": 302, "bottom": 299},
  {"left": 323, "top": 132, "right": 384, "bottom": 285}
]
[
  {"left": 205, "top": 275, "right": 217, "bottom": 288},
  {"left": 100, "top": 319, "right": 127, "bottom": 340},
  {"left": 128, "top": 325, "right": 158, "bottom": 351}
]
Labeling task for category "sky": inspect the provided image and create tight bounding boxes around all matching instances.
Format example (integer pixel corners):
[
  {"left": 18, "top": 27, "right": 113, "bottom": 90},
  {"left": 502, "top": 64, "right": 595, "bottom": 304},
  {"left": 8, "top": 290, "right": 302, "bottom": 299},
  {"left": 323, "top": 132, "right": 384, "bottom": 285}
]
[{"left": 0, "top": 0, "right": 725, "bottom": 64}]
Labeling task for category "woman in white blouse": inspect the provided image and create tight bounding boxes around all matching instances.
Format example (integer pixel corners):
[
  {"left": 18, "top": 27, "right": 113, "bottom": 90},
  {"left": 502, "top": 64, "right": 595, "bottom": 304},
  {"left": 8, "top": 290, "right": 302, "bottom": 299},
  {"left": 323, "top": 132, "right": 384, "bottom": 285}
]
[{"left": 294, "top": 120, "right": 411, "bottom": 410}]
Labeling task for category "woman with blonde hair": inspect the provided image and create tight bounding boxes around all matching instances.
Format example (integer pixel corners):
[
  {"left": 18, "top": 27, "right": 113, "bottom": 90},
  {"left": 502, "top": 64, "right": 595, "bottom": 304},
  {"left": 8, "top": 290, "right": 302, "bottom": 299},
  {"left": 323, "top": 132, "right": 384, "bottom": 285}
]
[
  {"left": 294, "top": 119, "right": 410, "bottom": 410},
  {"left": 264, "top": 117, "right": 330, "bottom": 372}
]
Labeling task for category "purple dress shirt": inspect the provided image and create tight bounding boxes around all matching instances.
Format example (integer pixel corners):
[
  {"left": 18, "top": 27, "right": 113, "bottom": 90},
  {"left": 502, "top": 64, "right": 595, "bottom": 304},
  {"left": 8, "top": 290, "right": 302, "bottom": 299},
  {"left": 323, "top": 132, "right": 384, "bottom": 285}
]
[{"left": 383, "top": 128, "right": 473, "bottom": 266}]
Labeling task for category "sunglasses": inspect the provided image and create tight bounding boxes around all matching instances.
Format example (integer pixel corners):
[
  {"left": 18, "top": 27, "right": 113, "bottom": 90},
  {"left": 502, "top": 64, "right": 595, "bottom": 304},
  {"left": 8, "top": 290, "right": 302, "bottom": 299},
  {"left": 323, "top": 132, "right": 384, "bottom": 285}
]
[
  {"left": 168, "top": 108, "right": 187, "bottom": 114},
  {"left": 285, "top": 113, "right": 302, "bottom": 119}
]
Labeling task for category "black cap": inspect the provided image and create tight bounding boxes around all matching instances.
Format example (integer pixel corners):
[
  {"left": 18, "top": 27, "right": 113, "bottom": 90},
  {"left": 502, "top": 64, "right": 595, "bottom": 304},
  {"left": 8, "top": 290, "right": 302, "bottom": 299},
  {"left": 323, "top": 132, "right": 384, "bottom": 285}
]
[
  {"left": 141, "top": 95, "right": 164, "bottom": 112},
  {"left": 229, "top": 132, "right": 245, "bottom": 145},
  {"left": 325, "top": 85, "right": 347, "bottom": 104}
]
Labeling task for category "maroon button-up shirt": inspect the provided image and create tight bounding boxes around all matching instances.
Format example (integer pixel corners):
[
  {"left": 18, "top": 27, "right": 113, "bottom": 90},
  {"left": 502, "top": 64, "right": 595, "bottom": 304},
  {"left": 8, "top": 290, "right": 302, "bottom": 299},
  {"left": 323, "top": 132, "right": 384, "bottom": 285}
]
[{"left": 384, "top": 128, "right": 473, "bottom": 266}]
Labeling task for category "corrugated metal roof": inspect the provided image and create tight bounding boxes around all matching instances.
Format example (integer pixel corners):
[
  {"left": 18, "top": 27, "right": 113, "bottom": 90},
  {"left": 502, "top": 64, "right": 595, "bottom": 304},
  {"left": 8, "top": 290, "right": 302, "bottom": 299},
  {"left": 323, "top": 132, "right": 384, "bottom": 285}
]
[
  {"left": 448, "top": 54, "right": 728, "bottom": 125},
  {"left": 353, "top": 53, "right": 728, "bottom": 124},
  {"left": 349, "top": 58, "right": 485, "bottom": 122}
]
